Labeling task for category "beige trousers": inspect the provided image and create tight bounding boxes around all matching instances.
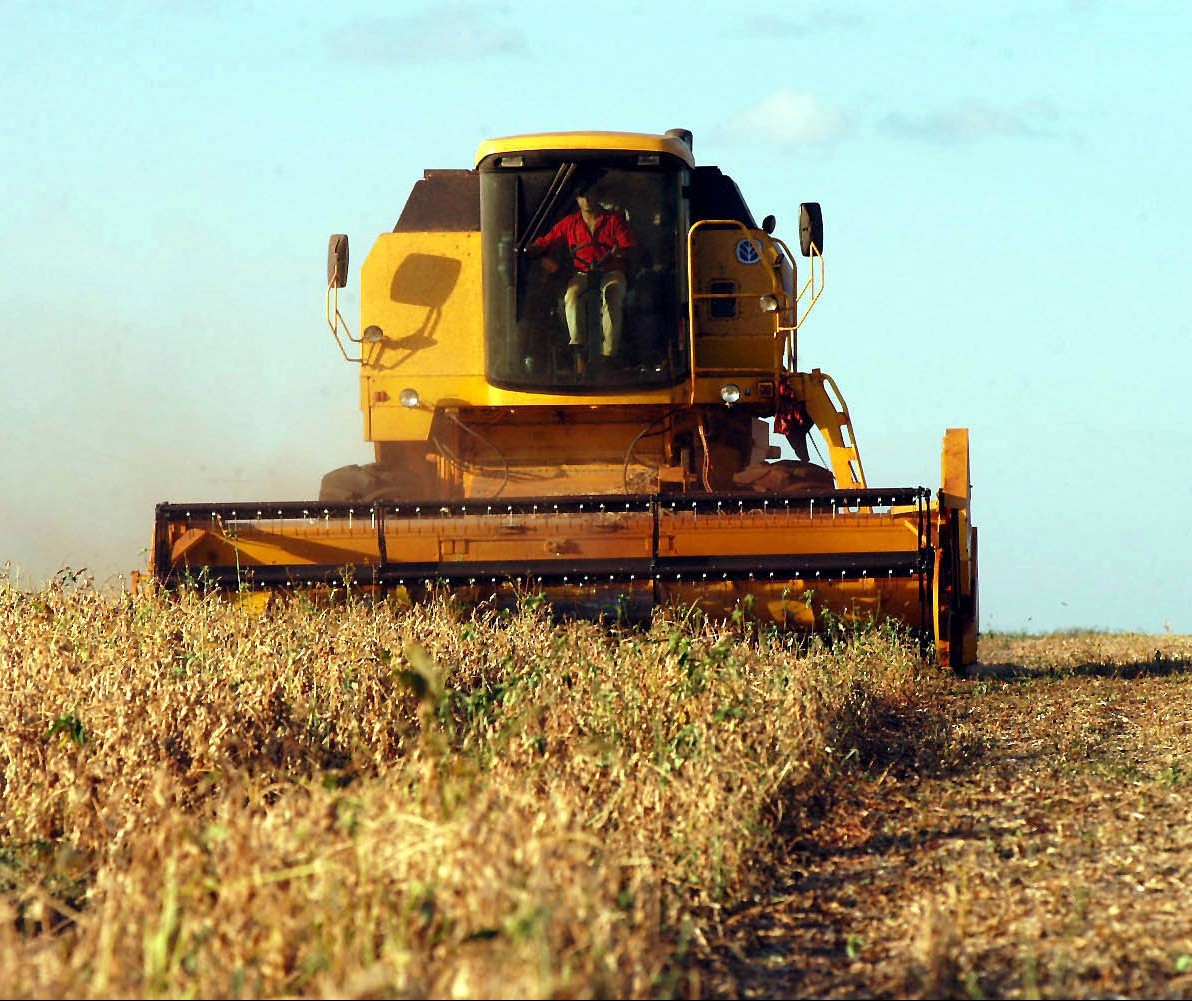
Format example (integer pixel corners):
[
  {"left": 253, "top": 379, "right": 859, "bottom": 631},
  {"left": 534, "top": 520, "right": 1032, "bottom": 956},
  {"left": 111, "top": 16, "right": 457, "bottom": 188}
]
[{"left": 563, "top": 270, "right": 626, "bottom": 357}]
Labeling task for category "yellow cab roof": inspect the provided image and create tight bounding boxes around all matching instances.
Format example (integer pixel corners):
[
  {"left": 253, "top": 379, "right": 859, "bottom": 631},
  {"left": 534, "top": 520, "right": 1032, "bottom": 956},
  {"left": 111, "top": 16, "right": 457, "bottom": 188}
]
[{"left": 475, "top": 130, "right": 696, "bottom": 168}]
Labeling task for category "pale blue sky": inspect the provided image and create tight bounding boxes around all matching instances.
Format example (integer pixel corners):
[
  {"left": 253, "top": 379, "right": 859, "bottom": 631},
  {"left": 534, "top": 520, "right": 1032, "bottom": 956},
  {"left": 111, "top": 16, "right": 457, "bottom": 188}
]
[{"left": 2, "top": 1, "right": 1189, "bottom": 634}]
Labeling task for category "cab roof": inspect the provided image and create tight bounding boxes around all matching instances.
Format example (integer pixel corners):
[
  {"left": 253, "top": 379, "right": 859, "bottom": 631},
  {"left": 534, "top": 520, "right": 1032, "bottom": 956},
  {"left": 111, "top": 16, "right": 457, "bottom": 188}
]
[{"left": 475, "top": 130, "right": 696, "bottom": 169}]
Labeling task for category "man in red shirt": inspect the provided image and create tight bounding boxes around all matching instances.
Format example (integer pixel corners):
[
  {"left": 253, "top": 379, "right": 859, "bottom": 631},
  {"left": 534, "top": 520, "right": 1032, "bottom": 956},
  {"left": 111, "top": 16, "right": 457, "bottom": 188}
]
[{"left": 530, "top": 182, "right": 637, "bottom": 373}]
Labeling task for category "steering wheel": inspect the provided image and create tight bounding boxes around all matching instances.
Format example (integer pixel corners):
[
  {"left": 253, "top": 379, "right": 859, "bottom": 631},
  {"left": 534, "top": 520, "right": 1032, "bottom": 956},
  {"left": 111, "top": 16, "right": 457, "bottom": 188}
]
[{"left": 572, "top": 240, "right": 619, "bottom": 273}]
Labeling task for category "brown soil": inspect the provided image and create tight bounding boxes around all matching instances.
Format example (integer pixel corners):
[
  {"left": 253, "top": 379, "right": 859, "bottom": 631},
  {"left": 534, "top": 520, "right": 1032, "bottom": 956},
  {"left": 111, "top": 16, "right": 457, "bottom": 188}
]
[{"left": 695, "top": 632, "right": 1192, "bottom": 1000}]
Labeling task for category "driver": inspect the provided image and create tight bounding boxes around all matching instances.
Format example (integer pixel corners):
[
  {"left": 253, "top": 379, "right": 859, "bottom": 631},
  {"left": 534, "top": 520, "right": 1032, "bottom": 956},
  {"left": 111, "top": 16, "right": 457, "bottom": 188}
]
[{"left": 529, "top": 180, "right": 637, "bottom": 372}]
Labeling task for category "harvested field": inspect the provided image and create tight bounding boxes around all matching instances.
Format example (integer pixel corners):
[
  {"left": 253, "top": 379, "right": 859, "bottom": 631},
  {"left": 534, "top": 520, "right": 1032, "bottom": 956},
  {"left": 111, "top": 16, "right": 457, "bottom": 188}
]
[
  {"left": 2, "top": 572, "right": 1189, "bottom": 999},
  {"left": 700, "top": 631, "right": 1192, "bottom": 1000}
]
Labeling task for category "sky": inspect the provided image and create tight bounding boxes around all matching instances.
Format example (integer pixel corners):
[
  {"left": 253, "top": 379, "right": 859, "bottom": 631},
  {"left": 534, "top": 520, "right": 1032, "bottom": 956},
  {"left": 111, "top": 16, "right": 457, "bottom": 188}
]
[{"left": 2, "top": 0, "right": 1190, "bottom": 635}]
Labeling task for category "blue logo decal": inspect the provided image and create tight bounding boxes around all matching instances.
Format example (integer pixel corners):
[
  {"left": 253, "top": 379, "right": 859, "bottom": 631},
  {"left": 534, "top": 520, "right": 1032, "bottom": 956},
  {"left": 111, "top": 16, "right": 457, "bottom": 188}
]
[{"left": 735, "top": 238, "right": 761, "bottom": 265}]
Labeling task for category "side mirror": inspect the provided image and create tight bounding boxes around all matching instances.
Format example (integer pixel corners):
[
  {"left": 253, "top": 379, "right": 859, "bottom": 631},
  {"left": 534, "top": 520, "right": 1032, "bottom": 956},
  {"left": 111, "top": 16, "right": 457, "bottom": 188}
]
[
  {"left": 762, "top": 214, "right": 776, "bottom": 235},
  {"left": 798, "top": 203, "right": 823, "bottom": 257},
  {"left": 327, "top": 233, "right": 349, "bottom": 288}
]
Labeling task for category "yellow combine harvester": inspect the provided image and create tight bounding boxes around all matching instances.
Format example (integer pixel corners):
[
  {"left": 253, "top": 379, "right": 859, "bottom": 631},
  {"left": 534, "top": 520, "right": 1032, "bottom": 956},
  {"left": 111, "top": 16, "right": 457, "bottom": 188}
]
[{"left": 148, "top": 129, "right": 978, "bottom": 668}]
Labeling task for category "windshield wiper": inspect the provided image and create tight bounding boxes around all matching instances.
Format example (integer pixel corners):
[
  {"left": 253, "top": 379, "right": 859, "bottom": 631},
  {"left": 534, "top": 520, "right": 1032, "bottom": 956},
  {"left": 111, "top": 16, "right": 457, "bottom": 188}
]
[
  {"left": 518, "top": 162, "right": 575, "bottom": 253},
  {"left": 512, "top": 163, "right": 576, "bottom": 322}
]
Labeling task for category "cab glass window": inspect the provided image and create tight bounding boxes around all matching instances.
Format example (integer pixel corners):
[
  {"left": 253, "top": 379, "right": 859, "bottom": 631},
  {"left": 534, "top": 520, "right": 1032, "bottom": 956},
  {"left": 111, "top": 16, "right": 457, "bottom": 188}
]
[{"left": 480, "top": 158, "right": 689, "bottom": 392}]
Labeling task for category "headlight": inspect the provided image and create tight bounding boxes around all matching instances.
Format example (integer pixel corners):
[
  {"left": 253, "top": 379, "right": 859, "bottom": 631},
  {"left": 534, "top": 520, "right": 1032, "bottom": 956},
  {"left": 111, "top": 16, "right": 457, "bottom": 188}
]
[
  {"left": 720, "top": 383, "right": 741, "bottom": 406},
  {"left": 363, "top": 324, "right": 385, "bottom": 343},
  {"left": 399, "top": 388, "right": 421, "bottom": 409},
  {"left": 758, "top": 295, "right": 780, "bottom": 313}
]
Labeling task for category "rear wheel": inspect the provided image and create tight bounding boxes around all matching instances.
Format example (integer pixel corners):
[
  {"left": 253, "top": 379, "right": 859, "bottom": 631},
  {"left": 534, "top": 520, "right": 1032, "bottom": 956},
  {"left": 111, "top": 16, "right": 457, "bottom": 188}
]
[
  {"left": 319, "top": 463, "right": 418, "bottom": 502},
  {"left": 731, "top": 459, "right": 835, "bottom": 493}
]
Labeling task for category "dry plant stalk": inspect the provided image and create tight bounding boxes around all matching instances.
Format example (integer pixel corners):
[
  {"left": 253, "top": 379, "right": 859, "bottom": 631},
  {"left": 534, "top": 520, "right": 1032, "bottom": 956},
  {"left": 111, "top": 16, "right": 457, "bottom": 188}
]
[{"left": 0, "top": 574, "right": 920, "bottom": 998}]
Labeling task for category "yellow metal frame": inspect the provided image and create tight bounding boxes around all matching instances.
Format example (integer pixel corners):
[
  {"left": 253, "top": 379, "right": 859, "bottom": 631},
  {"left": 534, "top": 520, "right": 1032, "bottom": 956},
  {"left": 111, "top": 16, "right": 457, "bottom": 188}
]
[
  {"left": 685, "top": 219, "right": 790, "bottom": 404},
  {"left": 790, "top": 370, "right": 869, "bottom": 490}
]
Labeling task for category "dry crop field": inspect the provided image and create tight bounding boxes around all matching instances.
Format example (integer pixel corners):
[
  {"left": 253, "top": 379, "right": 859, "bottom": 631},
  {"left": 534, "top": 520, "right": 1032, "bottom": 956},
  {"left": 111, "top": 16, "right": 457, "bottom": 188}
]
[
  {"left": 1, "top": 571, "right": 1189, "bottom": 1000},
  {"left": 0, "top": 571, "right": 921, "bottom": 998}
]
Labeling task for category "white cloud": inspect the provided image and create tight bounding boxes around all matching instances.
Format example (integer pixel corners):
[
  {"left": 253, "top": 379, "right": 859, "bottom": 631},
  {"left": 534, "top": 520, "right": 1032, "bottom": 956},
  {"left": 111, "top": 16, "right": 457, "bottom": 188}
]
[
  {"left": 330, "top": 4, "right": 525, "bottom": 65},
  {"left": 881, "top": 100, "right": 1058, "bottom": 144},
  {"left": 727, "top": 90, "right": 852, "bottom": 146},
  {"left": 742, "top": 12, "right": 862, "bottom": 37}
]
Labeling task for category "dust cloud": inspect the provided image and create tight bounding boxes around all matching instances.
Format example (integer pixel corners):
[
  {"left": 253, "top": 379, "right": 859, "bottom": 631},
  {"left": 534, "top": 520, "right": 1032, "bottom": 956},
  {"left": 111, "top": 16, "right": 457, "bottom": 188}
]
[{"left": 2, "top": 353, "right": 366, "bottom": 592}]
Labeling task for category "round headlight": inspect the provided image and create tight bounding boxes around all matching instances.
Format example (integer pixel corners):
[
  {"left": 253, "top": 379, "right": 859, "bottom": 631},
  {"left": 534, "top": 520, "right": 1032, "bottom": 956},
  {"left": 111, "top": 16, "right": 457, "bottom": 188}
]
[
  {"left": 758, "top": 295, "right": 780, "bottom": 313},
  {"left": 720, "top": 383, "right": 741, "bottom": 406},
  {"left": 399, "top": 388, "right": 421, "bottom": 409},
  {"left": 363, "top": 324, "right": 385, "bottom": 343}
]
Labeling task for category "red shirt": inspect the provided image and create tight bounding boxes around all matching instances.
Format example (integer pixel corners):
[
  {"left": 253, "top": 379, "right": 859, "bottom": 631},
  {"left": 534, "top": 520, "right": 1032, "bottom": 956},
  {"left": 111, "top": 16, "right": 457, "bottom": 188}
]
[{"left": 533, "top": 210, "right": 635, "bottom": 273}]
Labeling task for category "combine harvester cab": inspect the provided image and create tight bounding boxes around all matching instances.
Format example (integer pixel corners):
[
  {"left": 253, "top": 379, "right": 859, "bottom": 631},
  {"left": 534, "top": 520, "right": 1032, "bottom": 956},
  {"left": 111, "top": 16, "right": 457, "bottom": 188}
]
[{"left": 149, "top": 129, "right": 978, "bottom": 669}]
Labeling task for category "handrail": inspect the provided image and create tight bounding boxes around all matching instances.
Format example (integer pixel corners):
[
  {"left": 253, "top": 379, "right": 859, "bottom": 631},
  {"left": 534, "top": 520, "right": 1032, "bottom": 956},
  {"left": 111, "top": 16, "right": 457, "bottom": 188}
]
[
  {"left": 767, "top": 235, "right": 799, "bottom": 369},
  {"left": 796, "top": 242, "right": 825, "bottom": 331},
  {"left": 325, "top": 278, "right": 362, "bottom": 363}
]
